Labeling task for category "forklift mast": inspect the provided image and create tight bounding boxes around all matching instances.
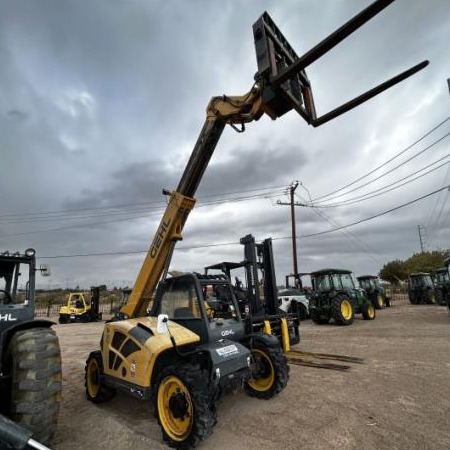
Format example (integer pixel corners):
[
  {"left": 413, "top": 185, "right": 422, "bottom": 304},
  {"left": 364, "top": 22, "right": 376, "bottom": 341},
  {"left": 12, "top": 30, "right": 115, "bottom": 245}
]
[
  {"left": 239, "top": 235, "right": 278, "bottom": 316},
  {"left": 120, "top": 0, "right": 428, "bottom": 319}
]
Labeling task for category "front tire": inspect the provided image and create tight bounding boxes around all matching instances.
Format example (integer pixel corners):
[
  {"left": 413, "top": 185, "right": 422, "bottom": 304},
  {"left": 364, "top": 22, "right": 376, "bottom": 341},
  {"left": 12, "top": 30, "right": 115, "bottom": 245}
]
[
  {"left": 154, "top": 363, "right": 217, "bottom": 449},
  {"left": 331, "top": 296, "right": 354, "bottom": 326},
  {"left": 58, "top": 314, "right": 69, "bottom": 324},
  {"left": 362, "top": 303, "right": 376, "bottom": 320},
  {"left": 85, "top": 351, "right": 116, "bottom": 403},
  {"left": 245, "top": 339, "right": 289, "bottom": 400},
  {"left": 9, "top": 328, "right": 62, "bottom": 444},
  {"left": 373, "top": 293, "right": 384, "bottom": 309}
]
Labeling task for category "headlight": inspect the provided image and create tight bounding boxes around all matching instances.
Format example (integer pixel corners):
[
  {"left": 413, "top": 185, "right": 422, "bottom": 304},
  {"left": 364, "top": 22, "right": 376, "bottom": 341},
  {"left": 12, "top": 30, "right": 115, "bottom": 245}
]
[{"left": 25, "top": 248, "right": 36, "bottom": 257}]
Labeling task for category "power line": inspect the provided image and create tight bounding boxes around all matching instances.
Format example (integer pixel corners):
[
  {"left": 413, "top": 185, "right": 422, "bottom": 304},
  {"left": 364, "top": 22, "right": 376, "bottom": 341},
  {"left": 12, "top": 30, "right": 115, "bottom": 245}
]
[
  {"left": 37, "top": 236, "right": 293, "bottom": 259},
  {"left": 294, "top": 193, "right": 383, "bottom": 265},
  {"left": 314, "top": 154, "right": 450, "bottom": 208},
  {"left": 312, "top": 116, "right": 450, "bottom": 202},
  {"left": 300, "top": 184, "right": 450, "bottom": 237},
  {"left": 312, "top": 130, "right": 450, "bottom": 204},
  {"left": 0, "top": 184, "right": 286, "bottom": 220},
  {"left": 0, "top": 190, "right": 285, "bottom": 237}
]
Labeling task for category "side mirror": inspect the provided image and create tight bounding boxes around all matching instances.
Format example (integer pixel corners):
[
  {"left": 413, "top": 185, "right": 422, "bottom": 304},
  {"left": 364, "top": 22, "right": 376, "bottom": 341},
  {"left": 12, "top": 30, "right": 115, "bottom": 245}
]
[
  {"left": 39, "top": 264, "right": 51, "bottom": 277},
  {"left": 157, "top": 314, "right": 169, "bottom": 334}
]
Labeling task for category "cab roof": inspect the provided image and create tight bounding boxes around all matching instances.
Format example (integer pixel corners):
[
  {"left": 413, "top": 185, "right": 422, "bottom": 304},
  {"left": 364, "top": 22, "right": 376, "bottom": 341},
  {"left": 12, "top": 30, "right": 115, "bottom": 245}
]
[
  {"left": 310, "top": 268, "right": 352, "bottom": 276},
  {"left": 356, "top": 275, "right": 379, "bottom": 280}
]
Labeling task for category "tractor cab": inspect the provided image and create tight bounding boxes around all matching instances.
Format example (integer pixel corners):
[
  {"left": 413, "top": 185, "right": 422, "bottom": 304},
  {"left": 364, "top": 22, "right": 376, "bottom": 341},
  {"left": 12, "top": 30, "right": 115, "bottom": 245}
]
[
  {"left": 309, "top": 269, "right": 375, "bottom": 325},
  {"left": 151, "top": 273, "right": 245, "bottom": 344},
  {"left": 0, "top": 249, "right": 42, "bottom": 331},
  {"left": 357, "top": 275, "right": 391, "bottom": 309},
  {"left": 408, "top": 273, "right": 436, "bottom": 305},
  {"left": 433, "top": 268, "right": 449, "bottom": 306}
]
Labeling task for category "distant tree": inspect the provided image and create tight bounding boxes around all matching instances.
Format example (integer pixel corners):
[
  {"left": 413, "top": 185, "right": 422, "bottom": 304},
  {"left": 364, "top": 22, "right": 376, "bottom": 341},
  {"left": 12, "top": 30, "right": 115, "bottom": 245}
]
[
  {"left": 404, "top": 250, "right": 448, "bottom": 274},
  {"left": 379, "top": 260, "right": 408, "bottom": 285},
  {"left": 379, "top": 250, "right": 449, "bottom": 284}
]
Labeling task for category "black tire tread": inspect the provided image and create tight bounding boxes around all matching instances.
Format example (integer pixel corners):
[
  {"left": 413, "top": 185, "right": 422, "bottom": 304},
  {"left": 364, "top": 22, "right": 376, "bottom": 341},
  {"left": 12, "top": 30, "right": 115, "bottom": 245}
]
[
  {"left": 84, "top": 351, "right": 116, "bottom": 404},
  {"left": 153, "top": 363, "right": 217, "bottom": 450},
  {"left": 10, "top": 328, "right": 62, "bottom": 444},
  {"left": 331, "top": 296, "right": 354, "bottom": 326},
  {"left": 245, "top": 341, "right": 289, "bottom": 400},
  {"left": 310, "top": 309, "right": 330, "bottom": 324}
]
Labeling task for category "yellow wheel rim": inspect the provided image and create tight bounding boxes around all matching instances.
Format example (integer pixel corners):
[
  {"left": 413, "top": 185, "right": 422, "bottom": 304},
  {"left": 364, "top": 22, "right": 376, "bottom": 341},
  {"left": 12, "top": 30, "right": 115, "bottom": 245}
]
[
  {"left": 248, "top": 349, "right": 275, "bottom": 392},
  {"left": 340, "top": 299, "right": 353, "bottom": 320},
  {"left": 377, "top": 295, "right": 383, "bottom": 308},
  {"left": 157, "top": 376, "right": 193, "bottom": 442},
  {"left": 367, "top": 305, "right": 375, "bottom": 319},
  {"left": 87, "top": 358, "right": 100, "bottom": 398},
  {"left": 429, "top": 293, "right": 436, "bottom": 304}
]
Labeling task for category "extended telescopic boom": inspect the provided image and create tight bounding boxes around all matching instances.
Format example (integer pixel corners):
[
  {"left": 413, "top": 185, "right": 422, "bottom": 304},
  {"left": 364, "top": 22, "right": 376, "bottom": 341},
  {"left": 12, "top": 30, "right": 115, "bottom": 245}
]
[{"left": 120, "top": 0, "right": 428, "bottom": 318}]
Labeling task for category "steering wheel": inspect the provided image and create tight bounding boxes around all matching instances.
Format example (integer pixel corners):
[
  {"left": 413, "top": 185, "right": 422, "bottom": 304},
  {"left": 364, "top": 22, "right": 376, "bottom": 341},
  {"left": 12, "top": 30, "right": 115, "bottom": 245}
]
[{"left": 0, "top": 289, "right": 13, "bottom": 305}]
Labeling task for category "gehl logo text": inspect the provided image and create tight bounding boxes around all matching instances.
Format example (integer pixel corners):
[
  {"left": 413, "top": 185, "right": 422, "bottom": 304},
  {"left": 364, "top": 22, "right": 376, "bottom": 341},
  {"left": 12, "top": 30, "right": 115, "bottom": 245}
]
[
  {"left": 150, "top": 218, "right": 171, "bottom": 258},
  {"left": 0, "top": 314, "right": 17, "bottom": 322}
]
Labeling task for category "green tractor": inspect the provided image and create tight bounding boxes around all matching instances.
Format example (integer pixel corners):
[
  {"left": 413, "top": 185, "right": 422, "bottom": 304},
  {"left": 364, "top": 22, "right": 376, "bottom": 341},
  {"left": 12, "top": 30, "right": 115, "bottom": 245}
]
[
  {"left": 357, "top": 275, "right": 391, "bottom": 309},
  {"left": 408, "top": 273, "right": 436, "bottom": 305},
  {"left": 445, "top": 258, "right": 450, "bottom": 316},
  {"left": 308, "top": 269, "right": 376, "bottom": 326},
  {"left": 434, "top": 267, "right": 449, "bottom": 307}
]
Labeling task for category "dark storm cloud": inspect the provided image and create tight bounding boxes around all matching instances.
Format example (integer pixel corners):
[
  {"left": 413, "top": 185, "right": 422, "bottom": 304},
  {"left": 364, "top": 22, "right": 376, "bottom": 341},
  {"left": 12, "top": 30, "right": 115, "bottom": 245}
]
[{"left": 1, "top": 0, "right": 449, "bottom": 287}]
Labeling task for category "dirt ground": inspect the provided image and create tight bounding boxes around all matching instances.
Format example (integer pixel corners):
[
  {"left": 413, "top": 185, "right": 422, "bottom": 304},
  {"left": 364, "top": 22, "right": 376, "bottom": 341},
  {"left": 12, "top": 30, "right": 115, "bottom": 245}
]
[{"left": 50, "top": 296, "right": 450, "bottom": 450}]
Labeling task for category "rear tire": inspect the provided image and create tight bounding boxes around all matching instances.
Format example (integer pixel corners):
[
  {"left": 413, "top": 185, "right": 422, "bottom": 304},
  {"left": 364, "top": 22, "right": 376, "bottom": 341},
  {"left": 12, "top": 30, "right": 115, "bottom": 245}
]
[
  {"left": 85, "top": 351, "right": 116, "bottom": 403},
  {"left": 331, "top": 296, "right": 354, "bottom": 326},
  {"left": 245, "top": 340, "right": 289, "bottom": 400},
  {"left": 153, "top": 363, "right": 217, "bottom": 449},
  {"left": 435, "top": 290, "right": 446, "bottom": 306},
  {"left": 310, "top": 309, "right": 330, "bottom": 324},
  {"left": 9, "top": 328, "right": 62, "bottom": 444}
]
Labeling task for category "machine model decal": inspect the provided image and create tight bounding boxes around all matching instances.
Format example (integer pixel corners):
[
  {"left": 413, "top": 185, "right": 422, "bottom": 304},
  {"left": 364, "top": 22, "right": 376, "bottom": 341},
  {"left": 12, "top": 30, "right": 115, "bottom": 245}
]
[{"left": 216, "top": 344, "right": 239, "bottom": 357}]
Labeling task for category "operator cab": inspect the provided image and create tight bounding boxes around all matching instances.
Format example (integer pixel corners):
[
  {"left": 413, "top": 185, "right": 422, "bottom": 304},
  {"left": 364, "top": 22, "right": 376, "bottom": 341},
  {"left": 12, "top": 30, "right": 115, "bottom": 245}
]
[
  {"left": 151, "top": 273, "right": 245, "bottom": 343},
  {"left": 0, "top": 250, "right": 36, "bottom": 308}
]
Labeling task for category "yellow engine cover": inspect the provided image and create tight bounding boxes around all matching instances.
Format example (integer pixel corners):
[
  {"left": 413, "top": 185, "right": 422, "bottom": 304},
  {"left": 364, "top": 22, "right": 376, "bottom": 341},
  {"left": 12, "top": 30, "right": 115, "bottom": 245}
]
[{"left": 102, "top": 317, "right": 200, "bottom": 388}]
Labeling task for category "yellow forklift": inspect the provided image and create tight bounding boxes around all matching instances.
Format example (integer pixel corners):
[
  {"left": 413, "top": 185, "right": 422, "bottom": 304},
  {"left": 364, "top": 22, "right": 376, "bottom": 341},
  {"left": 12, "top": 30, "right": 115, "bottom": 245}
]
[
  {"left": 84, "top": 1, "right": 427, "bottom": 448},
  {"left": 59, "top": 285, "right": 105, "bottom": 324}
]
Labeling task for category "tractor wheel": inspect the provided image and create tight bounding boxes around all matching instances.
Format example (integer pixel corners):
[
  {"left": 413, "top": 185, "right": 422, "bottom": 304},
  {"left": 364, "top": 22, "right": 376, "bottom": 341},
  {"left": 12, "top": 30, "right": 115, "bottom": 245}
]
[
  {"left": 9, "top": 328, "right": 62, "bottom": 445},
  {"left": 385, "top": 297, "right": 392, "bottom": 307},
  {"left": 245, "top": 341, "right": 289, "bottom": 400},
  {"left": 427, "top": 291, "right": 436, "bottom": 305},
  {"left": 435, "top": 290, "right": 446, "bottom": 306},
  {"left": 362, "top": 303, "right": 376, "bottom": 320},
  {"left": 85, "top": 351, "right": 116, "bottom": 403},
  {"left": 409, "top": 293, "right": 417, "bottom": 304},
  {"left": 331, "top": 296, "right": 354, "bottom": 326},
  {"left": 153, "top": 363, "right": 217, "bottom": 449},
  {"left": 373, "top": 293, "right": 384, "bottom": 309},
  {"left": 310, "top": 309, "right": 330, "bottom": 324}
]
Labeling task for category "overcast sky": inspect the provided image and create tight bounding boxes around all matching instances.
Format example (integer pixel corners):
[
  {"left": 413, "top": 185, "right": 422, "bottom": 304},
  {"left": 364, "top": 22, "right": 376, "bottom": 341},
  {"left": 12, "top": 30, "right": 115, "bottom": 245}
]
[{"left": 1, "top": 0, "right": 449, "bottom": 290}]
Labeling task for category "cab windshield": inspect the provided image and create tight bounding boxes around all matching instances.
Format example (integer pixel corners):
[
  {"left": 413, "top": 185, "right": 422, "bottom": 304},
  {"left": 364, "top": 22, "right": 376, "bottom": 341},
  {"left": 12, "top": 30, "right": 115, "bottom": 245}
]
[{"left": 0, "top": 259, "right": 31, "bottom": 305}]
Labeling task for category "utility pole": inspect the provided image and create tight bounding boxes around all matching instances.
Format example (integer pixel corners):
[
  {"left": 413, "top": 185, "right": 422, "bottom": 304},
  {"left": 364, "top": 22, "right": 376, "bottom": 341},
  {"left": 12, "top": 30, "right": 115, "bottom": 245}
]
[
  {"left": 277, "top": 181, "right": 307, "bottom": 286},
  {"left": 418, "top": 225, "right": 425, "bottom": 253}
]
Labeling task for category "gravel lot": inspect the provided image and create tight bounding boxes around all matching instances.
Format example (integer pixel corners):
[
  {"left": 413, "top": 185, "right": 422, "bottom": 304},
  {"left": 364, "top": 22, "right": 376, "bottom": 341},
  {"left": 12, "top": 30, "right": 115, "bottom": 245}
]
[{"left": 50, "top": 296, "right": 450, "bottom": 450}]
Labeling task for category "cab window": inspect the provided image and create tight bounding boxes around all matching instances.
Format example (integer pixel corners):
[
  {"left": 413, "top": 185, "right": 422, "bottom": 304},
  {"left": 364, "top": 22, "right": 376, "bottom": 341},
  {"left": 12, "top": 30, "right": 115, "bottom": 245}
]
[{"left": 160, "top": 278, "right": 201, "bottom": 319}]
